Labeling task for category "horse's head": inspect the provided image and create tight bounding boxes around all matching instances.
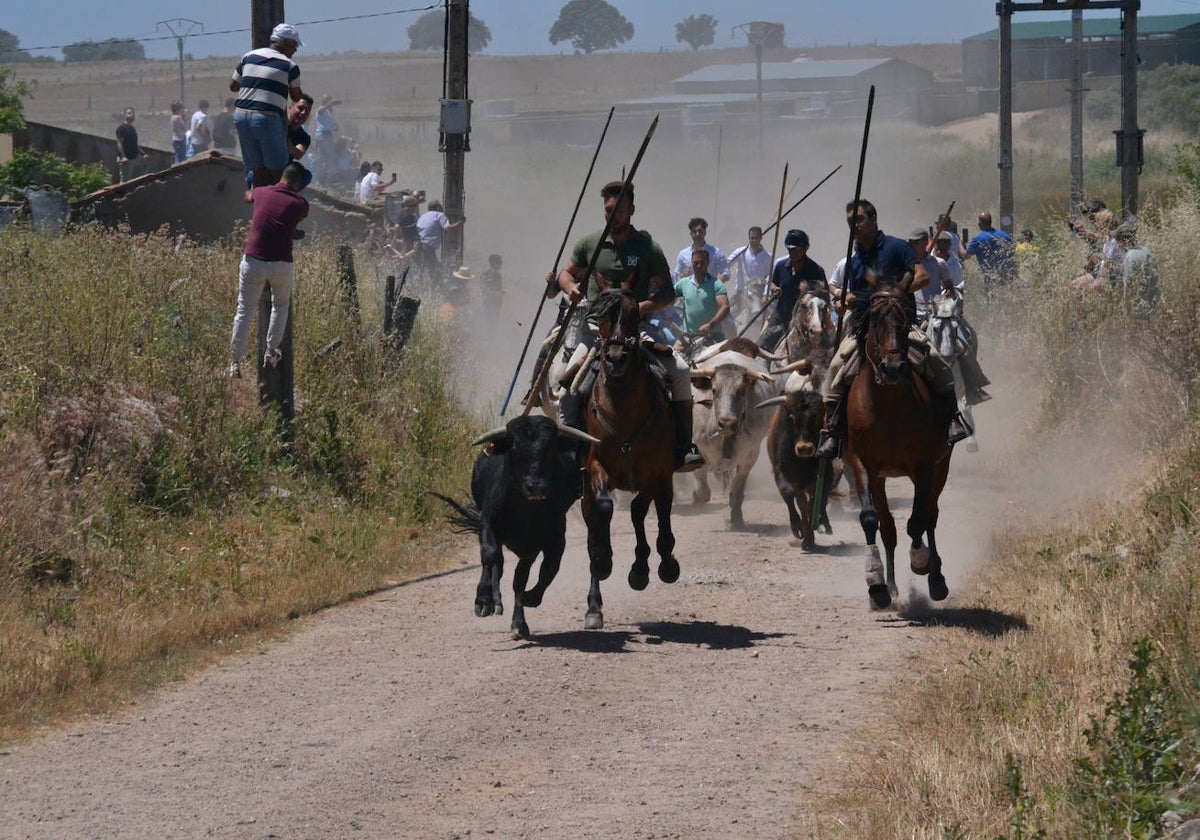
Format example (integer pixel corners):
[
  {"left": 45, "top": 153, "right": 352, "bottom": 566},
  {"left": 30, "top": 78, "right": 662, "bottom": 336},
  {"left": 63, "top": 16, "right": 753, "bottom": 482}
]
[
  {"left": 926, "top": 295, "right": 961, "bottom": 359},
  {"left": 595, "top": 288, "right": 641, "bottom": 380},
  {"left": 797, "top": 293, "right": 826, "bottom": 339},
  {"left": 866, "top": 285, "right": 911, "bottom": 386}
]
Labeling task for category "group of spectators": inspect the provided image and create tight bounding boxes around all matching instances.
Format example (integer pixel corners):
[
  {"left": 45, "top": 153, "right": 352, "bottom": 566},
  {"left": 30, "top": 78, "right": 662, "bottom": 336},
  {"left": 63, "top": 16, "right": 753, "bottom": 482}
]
[{"left": 1067, "top": 199, "right": 1160, "bottom": 317}]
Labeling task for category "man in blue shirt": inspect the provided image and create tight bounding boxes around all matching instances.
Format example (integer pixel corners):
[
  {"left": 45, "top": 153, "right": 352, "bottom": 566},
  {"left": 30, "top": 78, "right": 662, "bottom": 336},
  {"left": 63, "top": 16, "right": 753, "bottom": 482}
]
[
  {"left": 815, "top": 200, "right": 971, "bottom": 459},
  {"left": 965, "top": 211, "right": 1015, "bottom": 296}
]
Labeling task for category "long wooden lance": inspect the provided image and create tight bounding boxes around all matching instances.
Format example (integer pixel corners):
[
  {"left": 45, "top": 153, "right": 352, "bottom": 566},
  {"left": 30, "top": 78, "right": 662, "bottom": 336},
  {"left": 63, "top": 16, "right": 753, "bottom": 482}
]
[
  {"left": 760, "top": 163, "right": 844, "bottom": 239},
  {"left": 729, "top": 162, "right": 844, "bottom": 338},
  {"left": 733, "top": 162, "right": 788, "bottom": 341},
  {"left": 925, "top": 200, "right": 955, "bottom": 256},
  {"left": 521, "top": 114, "right": 660, "bottom": 418},
  {"left": 499, "top": 106, "right": 616, "bottom": 416},
  {"left": 813, "top": 85, "right": 875, "bottom": 524}
]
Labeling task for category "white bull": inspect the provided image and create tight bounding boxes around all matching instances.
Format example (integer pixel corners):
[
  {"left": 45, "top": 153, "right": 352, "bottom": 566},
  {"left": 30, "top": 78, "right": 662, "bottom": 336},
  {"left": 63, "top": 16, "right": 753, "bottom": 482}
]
[{"left": 688, "top": 341, "right": 782, "bottom": 530}]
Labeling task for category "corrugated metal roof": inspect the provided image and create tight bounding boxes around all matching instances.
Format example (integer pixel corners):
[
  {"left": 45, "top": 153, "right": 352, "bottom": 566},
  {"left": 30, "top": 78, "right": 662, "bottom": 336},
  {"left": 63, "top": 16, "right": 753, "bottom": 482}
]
[
  {"left": 622, "top": 93, "right": 760, "bottom": 106},
  {"left": 674, "top": 58, "right": 892, "bottom": 84},
  {"left": 964, "top": 13, "right": 1200, "bottom": 42}
]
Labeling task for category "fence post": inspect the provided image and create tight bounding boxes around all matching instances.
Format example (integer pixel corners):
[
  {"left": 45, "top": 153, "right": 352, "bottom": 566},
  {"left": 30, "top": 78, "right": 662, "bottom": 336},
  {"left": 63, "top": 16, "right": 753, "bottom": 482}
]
[{"left": 337, "top": 243, "right": 361, "bottom": 324}]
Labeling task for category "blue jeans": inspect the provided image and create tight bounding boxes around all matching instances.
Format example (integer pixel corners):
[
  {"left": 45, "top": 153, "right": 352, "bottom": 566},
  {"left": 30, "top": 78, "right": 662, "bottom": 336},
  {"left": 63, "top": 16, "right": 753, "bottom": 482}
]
[
  {"left": 234, "top": 110, "right": 287, "bottom": 179},
  {"left": 171, "top": 137, "right": 186, "bottom": 164}
]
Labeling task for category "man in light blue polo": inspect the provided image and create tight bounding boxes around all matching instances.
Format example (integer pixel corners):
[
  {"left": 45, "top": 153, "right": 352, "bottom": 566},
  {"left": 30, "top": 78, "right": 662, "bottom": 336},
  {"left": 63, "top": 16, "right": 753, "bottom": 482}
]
[
  {"left": 674, "top": 247, "right": 731, "bottom": 343},
  {"left": 230, "top": 23, "right": 305, "bottom": 201}
]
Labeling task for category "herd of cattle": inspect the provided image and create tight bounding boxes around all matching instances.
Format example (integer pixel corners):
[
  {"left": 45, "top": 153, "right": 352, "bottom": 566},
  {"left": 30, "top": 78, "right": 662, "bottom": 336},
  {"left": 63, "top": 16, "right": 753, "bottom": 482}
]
[{"left": 435, "top": 290, "right": 876, "bottom": 639}]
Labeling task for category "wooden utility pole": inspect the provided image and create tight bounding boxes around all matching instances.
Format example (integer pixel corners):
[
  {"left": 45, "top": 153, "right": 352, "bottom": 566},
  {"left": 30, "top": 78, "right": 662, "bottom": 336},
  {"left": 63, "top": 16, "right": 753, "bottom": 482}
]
[
  {"left": 441, "top": 0, "right": 470, "bottom": 269},
  {"left": 249, "top": 0, "right": 294, "bottom": 423},
  {"left": 1070, "top": 8, "right": 1084, "bottom": 217},
  {"left": 997, "top": 0, "right": 1141, "bottom": 225},
  {"left": 1118, "top": 3, "right": 1142, "bottom": 219},
  {"left": 998, "top": 3, "right": 1014, "bottom": 234}
]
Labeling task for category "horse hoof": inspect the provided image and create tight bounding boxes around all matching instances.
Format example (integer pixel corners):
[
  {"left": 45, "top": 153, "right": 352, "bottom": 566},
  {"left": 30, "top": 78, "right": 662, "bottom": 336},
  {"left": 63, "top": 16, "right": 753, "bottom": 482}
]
[
  {"left": 910, "top": 546, "right": 931, "bottom": 575},
  {"left": 511, "top": 622, "right": 530, "bottom": 640},
  {"left": 521, "top": 589, "right": 544, "bottom": 609},
  {"left": 658, "top": 557, "right": 680, "bottom": 584},
  {"left": 868, "top": 584, "right": 892, "bottom": 610},
  {"left": 475, "top": 603, "right": 494, "bottom": 617},
  {"left": 629, "top": 569, "right": 650, "bottom": 591},
  {"left": 929, "top": 575, "right": 949, "bottom": 602},
  {"left": 802, "top": 538, "right": 816, "bottom": 551},
  {"left": 818, "top": 523, "right": 832, "bottom": 535},
  {"left": 584, "top": 611, "right": 604, "bottom": 630}
]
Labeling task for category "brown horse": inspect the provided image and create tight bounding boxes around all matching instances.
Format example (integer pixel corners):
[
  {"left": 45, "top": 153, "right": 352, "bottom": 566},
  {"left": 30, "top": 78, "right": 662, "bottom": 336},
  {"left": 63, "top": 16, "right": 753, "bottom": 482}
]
[
  {"left": 581, "top": 289, "right": 679, "bottom": 630},
  {"left": 843, "top": 284, "right": 952, "bottom": 608}
]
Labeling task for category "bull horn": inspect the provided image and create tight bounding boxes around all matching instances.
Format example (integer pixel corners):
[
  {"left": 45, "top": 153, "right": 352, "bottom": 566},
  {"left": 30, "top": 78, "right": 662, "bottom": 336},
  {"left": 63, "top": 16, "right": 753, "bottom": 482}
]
[
  {"left": 753, "top": 371, "right": 775, "bottom": 383},
  {"left": 691, "top": 344, "right": 726, "bottom": 365},
  {"left": 771, "top": 359, "right": 811, "bottom": 375},
  {"left": 471, "top": 427, "right": 510, "bottom": 446},
  {"left": 755, "top": 349, "right": 786, "bottom": 362},
  {"left": 556, "top": 425, "right": 601, "bottom": 446},
  {"left": 688, "top": 368, "right": 717, "bottom": 380},
  {"left": 755, "top": 395, "right": 788, "bottom": 409}
]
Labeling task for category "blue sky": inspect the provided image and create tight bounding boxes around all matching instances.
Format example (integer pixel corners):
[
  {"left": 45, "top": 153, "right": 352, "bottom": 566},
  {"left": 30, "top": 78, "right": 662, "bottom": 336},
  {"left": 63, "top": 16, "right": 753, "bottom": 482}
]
[{"left": 4, "top": 0, "right": 1200, "bottom": 60}]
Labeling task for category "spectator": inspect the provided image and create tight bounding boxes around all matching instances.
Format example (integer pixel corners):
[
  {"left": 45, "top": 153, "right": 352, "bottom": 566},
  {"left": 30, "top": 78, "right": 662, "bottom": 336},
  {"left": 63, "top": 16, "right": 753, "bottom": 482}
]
[
  {"left": 228, "top": 161, "right": 311, "bottom": 377},
  {"left": 1114, "top": 224, "right": 1160, "bottom": 319},
  {"left": 358, "top": 160, "right": 397, "bottom": 205},
  {"left": 314, "top": 94, "right": 339, "bottom": 182},
  {"left": 115, "top": 107, "right": 146, "bottom": 183},
  {"left": 186, "top": 100, "right": 211, "bottom": 158},
  {"left": 168, "top": 102, "right": 187, "bottom": 164},
  {"left": 480, "top": 253, "right": 504, "bottom": 314},
  {"left": 230, "top": 22, "right": 304, "bottom": 200},
  {"left": 287, "top": 94, "right": 313, "bottom": 160},
  {"left": 416, "top": 199, "right": 465, "bottom": 283},
  {"left": 211, "top": 98, "right": 237, "bottom": 156},
  {"left": 673, "top": 217, "right": 728, "bottom": 283},
  {"left": 964, "top": 211, "right": 1015, "bottom": 296}
]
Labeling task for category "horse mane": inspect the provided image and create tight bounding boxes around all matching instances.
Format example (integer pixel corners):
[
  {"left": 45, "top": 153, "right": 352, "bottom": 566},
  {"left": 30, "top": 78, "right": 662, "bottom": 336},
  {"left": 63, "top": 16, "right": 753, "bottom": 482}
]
[{"left": 593, "top": 288, "right": 632, "bottom": 326}]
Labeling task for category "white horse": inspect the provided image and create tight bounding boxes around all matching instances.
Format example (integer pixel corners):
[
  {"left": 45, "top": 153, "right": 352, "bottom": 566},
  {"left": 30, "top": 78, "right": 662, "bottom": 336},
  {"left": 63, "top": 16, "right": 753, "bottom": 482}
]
[{"left": 925, "top": 294, "right": 978, "bottom": 451}]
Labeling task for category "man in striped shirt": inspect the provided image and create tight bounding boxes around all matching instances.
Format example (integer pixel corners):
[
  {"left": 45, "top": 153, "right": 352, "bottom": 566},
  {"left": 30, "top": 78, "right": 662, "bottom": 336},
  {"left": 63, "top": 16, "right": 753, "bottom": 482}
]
[{"left": 229, "top": 23, "right": 305, "bottom": 200}]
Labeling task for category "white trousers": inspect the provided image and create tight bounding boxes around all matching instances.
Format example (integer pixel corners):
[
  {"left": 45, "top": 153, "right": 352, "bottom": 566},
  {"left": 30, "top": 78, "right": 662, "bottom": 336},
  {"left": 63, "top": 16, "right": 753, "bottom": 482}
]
[{"left": 230, "top": 255, "right": 294, "bottom": 362}]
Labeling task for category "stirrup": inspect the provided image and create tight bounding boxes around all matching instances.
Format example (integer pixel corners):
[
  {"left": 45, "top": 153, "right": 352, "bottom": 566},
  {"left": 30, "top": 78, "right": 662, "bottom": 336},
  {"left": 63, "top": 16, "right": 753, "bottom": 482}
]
[
  {"left": 675, "top": 446, "right": 705, "bottom": 473},
  {"left": 948, "top": 413, "right": 973, "bottom": 445}
]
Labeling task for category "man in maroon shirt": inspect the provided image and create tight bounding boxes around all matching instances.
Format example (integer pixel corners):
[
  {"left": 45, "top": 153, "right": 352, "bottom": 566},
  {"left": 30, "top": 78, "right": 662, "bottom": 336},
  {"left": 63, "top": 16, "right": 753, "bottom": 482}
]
[{"left": 228, "top": 161, "right": 311, "bottom": 376}]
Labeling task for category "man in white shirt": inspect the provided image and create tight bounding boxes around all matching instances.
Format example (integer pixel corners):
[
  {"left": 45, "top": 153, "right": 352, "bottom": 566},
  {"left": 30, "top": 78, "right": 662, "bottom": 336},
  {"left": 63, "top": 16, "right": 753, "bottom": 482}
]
[
  {"left": 673, "top": 217, "right": 728, "bottom": 284},
  {"left": 358, "top": 161, "right": 396, "bottom": 205},
  {"left": 726, "top": 225, "right": 773, "bottom": 327}
]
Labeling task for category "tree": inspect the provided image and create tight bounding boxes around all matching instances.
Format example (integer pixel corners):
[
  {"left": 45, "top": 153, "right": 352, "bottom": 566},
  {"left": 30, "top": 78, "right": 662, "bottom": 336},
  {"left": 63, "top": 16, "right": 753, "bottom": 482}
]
[
  {"left": 549, "top": 0, "right": 634, "bottom": 55},
  {"left": 0, "top": 28, "right": 34, "bottom": 62},
  {"left": 407, "top": 10, "right": 493, "bottom": 54},
  {"left": 62, "top": 38, "right": 146, "bottom": 62},
  {"left": 0, "top": 65, "right": 29, "bottom": 134},
  {"left": 675, "top": 14, "right": 717, "bottom": 51}
]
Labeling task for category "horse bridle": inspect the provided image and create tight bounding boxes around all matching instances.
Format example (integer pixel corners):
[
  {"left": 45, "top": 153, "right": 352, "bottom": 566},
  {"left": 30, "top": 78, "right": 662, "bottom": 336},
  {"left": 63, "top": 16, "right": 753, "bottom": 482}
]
[{"left": 865, "top": 290, "right": 911, "bottom": 386}]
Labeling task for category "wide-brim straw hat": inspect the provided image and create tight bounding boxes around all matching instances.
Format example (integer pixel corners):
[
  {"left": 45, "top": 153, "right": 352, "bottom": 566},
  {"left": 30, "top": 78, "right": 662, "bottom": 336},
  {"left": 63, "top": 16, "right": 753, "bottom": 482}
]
[{"left": 451, "top": 266, "right": 474, "bottom": 282}]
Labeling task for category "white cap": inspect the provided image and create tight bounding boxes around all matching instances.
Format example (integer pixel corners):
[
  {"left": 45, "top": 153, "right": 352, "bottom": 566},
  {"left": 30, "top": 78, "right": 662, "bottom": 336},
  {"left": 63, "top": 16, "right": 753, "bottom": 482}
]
[{"left": 270, "top": 23, "right": 303, "bottom": 47}]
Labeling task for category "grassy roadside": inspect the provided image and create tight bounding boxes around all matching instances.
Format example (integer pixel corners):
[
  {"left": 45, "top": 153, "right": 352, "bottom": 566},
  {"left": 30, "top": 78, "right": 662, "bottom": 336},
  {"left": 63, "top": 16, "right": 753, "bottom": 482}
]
[
  {"left": 801, "top": 192, "right": 1200, "bottom": 837},
  {"left": 0, "top": 225, "right": 477, "bottom": 744}
]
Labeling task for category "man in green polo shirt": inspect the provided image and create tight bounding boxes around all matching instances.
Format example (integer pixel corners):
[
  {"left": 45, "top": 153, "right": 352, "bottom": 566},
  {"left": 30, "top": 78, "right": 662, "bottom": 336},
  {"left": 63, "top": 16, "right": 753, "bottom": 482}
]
[
  {"left": 674, "top": 247, "right": 731, "bottom": 342},
  {"left": 554, "top": 180, "right": 703, "bottom": 472}
]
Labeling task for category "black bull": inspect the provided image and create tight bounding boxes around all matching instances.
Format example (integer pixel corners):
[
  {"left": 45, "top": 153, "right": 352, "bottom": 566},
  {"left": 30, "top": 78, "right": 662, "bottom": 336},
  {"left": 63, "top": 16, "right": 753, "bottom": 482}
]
[
  {"left": 759, "top": 388, "right": 834, "bottom": 550},
  {"left": 432, "top": 415, "right": 599, "bottom": 639}
]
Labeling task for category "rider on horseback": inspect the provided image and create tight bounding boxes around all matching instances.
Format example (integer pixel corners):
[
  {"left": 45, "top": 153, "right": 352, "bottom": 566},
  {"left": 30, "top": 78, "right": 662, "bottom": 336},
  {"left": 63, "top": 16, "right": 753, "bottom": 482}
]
[
  {"left": 758, "top": 229, "right": 829, "bottom": 353},
  {"left": 554, "top": 180, "right": 705, "bottom": 473},
  {"left": 814, "top": 200, "right": 972, "bottom": 460}
]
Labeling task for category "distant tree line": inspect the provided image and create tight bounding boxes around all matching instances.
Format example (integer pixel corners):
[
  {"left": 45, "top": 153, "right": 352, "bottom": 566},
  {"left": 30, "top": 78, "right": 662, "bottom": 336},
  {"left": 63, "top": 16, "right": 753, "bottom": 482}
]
[{"left": 0, "top": 28, "right": 145, "bottom": 63}]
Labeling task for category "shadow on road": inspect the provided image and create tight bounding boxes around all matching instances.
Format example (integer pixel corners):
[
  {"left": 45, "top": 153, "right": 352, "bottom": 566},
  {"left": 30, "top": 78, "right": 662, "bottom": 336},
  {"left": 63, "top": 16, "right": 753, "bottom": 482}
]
[
  {"left": 636, "top": 620, "right": 792, "bottom": 650},
  {"left": 516, "top": 629, "right": 637, "bottom": 653},
  {"left": 888, "top": 603, "right": 1029, "bottom": 638}
]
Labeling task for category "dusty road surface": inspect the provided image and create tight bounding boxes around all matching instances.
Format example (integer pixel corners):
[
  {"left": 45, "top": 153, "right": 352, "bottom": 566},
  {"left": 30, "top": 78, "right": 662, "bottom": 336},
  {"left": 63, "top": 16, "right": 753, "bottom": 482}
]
[{"left": 0, "top": 444, "right": 1010, "bottom": 839}]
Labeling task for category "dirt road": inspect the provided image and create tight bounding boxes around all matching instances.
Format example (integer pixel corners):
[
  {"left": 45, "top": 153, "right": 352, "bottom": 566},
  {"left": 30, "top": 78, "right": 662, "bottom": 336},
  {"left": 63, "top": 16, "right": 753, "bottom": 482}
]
[{"left": 0, "top": 448, "right": 1006, "bottom": 839}]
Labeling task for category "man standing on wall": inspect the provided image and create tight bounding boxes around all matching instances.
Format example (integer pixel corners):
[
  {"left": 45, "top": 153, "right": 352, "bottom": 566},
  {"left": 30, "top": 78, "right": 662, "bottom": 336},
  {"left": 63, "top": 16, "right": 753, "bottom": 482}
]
[{"left": 115, "top": 108, "right": 145, "bottom": 183}]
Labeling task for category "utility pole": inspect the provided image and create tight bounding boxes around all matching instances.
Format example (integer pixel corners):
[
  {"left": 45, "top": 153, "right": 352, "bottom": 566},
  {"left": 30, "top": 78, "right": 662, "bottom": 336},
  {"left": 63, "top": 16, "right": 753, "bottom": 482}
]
[
  {"left": 998, "top": 3, "right": 1014, "bottom": 235},
  {"left": 1070, "top": 8, "right": 1084, "bottom": 217},
  {"left": 441, "top": 0, "right": 471, "bottom": 269},
  {"left": 733, "top": 23, "right": 766, "bottom": 168},
  {"left": 251, "top": 0, "right": 286, "bottom": 51},
  {"left": 1117, "top": 3, "right": 1142, "bottom": 220},
  {"left": 155, "top": 18, "right": 203, "bottom": 107},
  {"left": 997, "top": 1, "right": 1142, "bottom": 226}
]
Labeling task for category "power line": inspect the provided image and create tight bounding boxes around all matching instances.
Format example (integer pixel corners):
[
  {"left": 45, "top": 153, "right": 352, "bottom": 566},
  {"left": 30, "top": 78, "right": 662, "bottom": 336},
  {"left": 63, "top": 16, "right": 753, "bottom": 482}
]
[{"left": 0, "top": 4, "right": 438, "bottom": 57}]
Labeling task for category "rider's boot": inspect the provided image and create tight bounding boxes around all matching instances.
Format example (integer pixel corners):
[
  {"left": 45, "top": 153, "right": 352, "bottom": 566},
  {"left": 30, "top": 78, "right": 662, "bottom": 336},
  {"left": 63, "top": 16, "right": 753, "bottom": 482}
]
[
  {"left": 672, "top": 400, "right": 705, "bottom": 473},
  {"left": 814, "top": 398, "right": 843, "bottom": 460},
  {"left": 558, "top": 392, "right": 588, "bottom": 498},
  {"left": 933, "top": 390, "right": 972, "bottom": 445}
]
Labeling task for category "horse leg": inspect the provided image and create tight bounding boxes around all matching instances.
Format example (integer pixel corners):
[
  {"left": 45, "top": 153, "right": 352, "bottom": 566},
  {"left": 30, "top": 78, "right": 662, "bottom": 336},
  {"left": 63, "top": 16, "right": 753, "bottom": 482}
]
[
  {"left": 872, "top": 474, "right": 899, "bottom": 605},
  {"left": 818, "top": 460, "right": 834, "bottom": 535},
  {"left": 510, "top": 554, "right": 535, "bottom": 639},
  {"left": 654, "top": 484, "right": 679, "bottom": 583},
  {"left": 850, "top": 461, "right": 889, "bottom": 609},
  {"left": 585, "top": 573, "right": 604, "bottom": 630},
  {"left": 582, "top": 468, "right": 614, "bottom": 582},
  {"left": 692, "top": 465, "right": 711, "bottom": 505},
  {"left": 475, "top": 525, "right": 504, "bottom": 617},
  {"left": 728, "top": 462, "right": 751, "bottom": 531},
  {"left": 908, "top": 468, "right": 932, "bottom": 576},
  {"left": 629, "top": 491, "right": 652, "bottom": 591},
  {"left": 926, "top": 459, "right": 951, "bottom": 602}
]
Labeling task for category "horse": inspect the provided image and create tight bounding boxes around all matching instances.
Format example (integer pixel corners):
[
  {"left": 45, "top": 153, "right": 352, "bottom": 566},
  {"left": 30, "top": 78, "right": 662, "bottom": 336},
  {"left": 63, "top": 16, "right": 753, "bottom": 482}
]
[
  {"left": 580, "top": 289, "right": 680, "bottom": 630},
  {"left": 783, "top": 292, "right": 836, "bottom": 365},
  {"left": 844, "top": 284, "right": 952, "bottom": 609},
  {"left": 925, "top": 293, "right": 977, "bottom": 451}
]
